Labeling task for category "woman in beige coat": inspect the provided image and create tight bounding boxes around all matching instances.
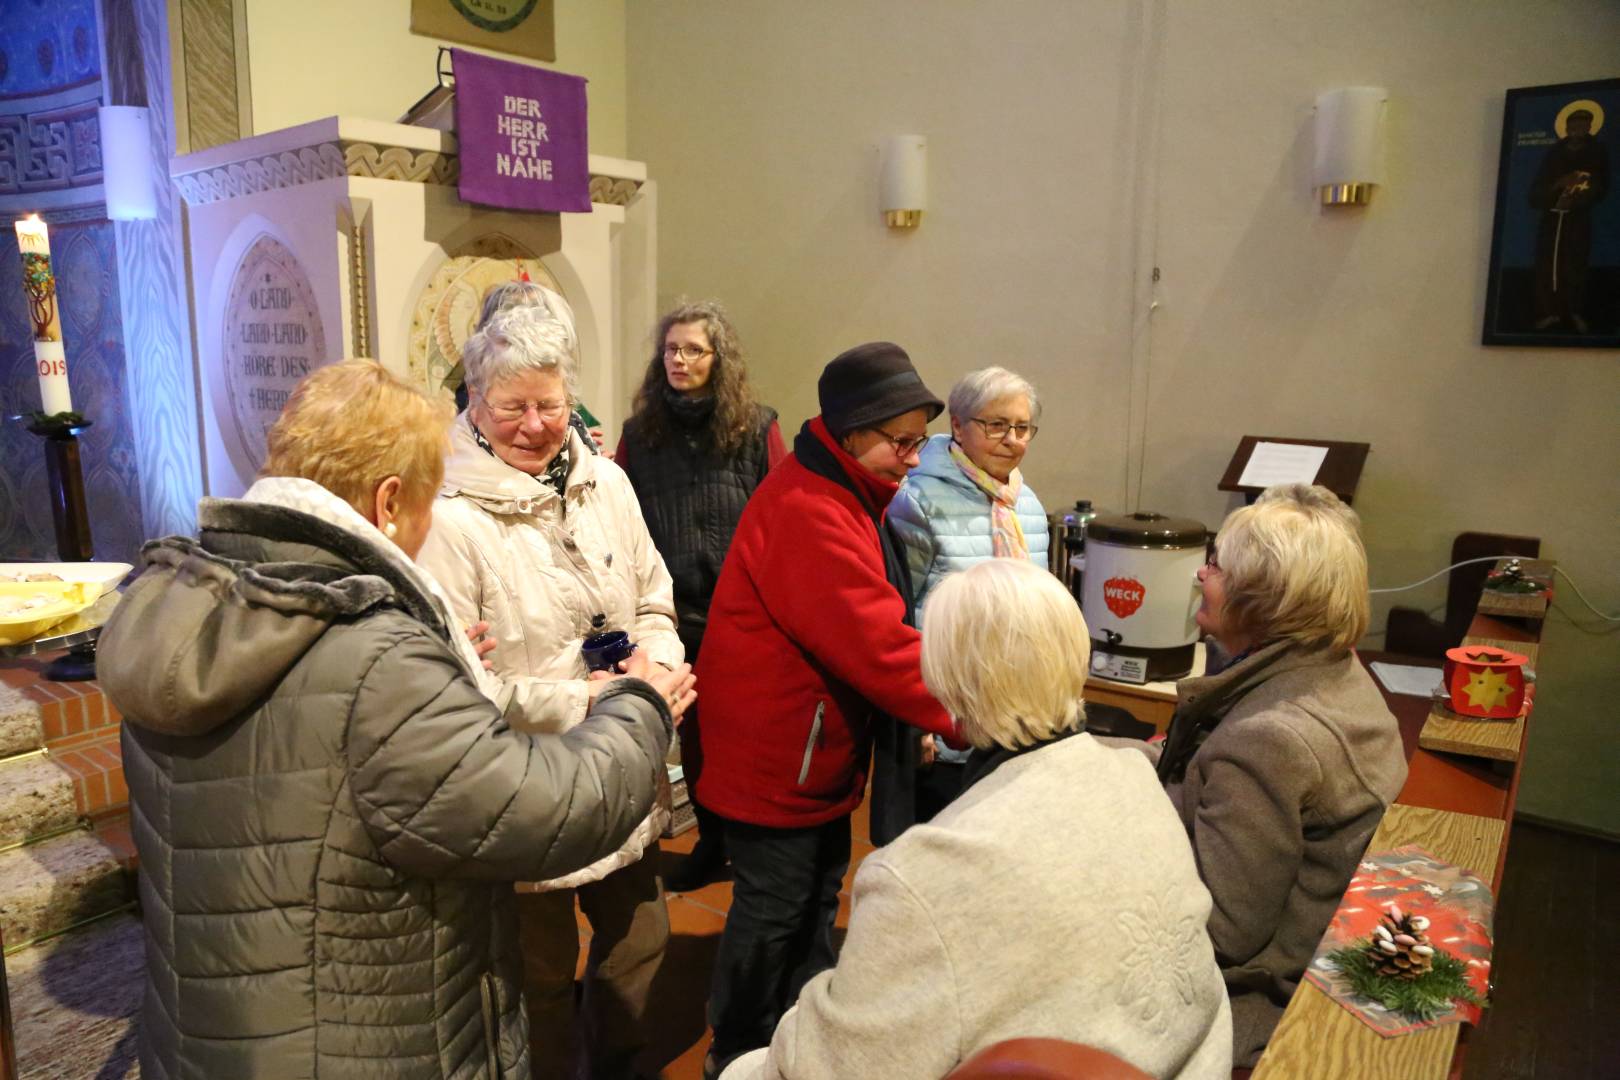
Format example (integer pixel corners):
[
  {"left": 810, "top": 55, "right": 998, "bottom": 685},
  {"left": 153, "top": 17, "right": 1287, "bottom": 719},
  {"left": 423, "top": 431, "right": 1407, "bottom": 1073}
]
[
  {"left": 1145, "top": 484, "right": 1407, "bottom": 1065},
  {"left": 418, "top": 305, "right": 683, "bottom": 1080}
]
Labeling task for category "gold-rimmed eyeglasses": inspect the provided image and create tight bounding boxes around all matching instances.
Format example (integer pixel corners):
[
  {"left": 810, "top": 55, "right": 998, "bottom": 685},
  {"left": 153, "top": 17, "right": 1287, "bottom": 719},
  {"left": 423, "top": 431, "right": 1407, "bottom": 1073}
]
[
  {"left": 486, "top": 399, "right": 570, "bottom": 424},
  {"left": 969, "top": 417, "right": 1039, "bottom": 442}
]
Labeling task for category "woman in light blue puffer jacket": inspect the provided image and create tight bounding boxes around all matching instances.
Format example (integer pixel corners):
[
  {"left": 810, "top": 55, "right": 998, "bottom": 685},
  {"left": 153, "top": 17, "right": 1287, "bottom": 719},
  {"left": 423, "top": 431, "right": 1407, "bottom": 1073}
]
[{"left": 888, "top": 367, "right": 1050, "bottom": 818}]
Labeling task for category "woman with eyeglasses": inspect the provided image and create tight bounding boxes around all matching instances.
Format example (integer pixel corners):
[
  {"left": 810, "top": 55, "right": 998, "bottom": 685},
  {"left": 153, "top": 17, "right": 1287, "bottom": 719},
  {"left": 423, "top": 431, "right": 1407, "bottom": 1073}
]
[
  {"left": 417, "top": 303, "right": 685, "bottom": 1080},
  {"left": 888, "top": 366, "right": 1050, "bottom": 818},
  {"left": 100, "top": 360, "right": 688, "bottom": 1080},
  {"left": 692, "top": 342, "right": 962, "bottom": 1078},
  {"left": 452, "top": 276, "right": 609, "bottom": 453},
  {"left": 615, "top": 300, "right": 786, "bottom": 893},
  {"left": 1119, "top": 484, "right": 1405, "bottom": 1066}
]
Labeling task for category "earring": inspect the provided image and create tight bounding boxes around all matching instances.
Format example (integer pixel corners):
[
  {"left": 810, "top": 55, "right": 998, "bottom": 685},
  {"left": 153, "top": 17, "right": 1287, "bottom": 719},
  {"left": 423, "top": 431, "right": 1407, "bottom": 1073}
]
[{"left": 383, "top": 521, "right": 398, "bottom": 539}]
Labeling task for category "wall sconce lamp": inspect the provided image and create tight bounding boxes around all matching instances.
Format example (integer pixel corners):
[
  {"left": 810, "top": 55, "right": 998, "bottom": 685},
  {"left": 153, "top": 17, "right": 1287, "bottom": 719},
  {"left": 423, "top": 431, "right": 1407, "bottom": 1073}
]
[
  {"left": 880, "top": 134, "right": 927, "bottom": 228},
  {"left": 1313, "top": 87, "right": 1386, "bottom": 207},
  {"left": 98, "top": 106, "right": 158, "bottom": 221}
]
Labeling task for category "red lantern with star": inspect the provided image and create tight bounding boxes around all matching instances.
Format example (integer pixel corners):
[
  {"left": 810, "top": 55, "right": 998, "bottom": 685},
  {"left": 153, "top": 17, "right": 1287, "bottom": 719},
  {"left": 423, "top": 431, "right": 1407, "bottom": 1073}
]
[{"left": 1442, "top": 646, "right": 1529, "bottom": 719}]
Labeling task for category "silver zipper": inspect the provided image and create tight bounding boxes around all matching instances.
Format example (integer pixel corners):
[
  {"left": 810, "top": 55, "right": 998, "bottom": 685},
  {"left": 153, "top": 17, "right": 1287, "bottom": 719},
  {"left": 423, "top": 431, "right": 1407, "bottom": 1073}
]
[
  {"left": 480, "top": 972, "right": 503, "bottom": 1078},
  {"left": 797, "top": 701, "right": 825, "bottom": 785}
]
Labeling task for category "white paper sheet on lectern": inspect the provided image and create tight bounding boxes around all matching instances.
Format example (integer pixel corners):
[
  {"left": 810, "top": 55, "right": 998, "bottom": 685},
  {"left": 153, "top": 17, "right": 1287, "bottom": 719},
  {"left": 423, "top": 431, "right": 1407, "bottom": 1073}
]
[
  {"left": 1369, "top": 662, "right": 1443, "bottom": 698},
  {"left": 1238, "top": 442, "right": 1330, "bottom": 488}
]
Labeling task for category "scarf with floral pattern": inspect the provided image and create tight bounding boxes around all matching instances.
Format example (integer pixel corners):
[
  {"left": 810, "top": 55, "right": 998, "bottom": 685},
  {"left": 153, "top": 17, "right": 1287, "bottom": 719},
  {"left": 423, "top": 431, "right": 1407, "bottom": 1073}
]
[{"left": 948, "top": 439, "right": 1028, "bottom": 558}]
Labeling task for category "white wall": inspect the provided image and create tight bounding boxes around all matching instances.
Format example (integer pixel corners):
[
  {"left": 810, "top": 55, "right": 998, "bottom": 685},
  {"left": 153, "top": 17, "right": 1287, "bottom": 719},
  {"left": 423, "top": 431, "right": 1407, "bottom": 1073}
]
[
  {"left": 628, "top": 0, "right": 1620, "bottom": 834},
  {"left": 243, "top": 0, "right": 627, "bottom": 156},
  {"left": 628, "top": 0, "right": 1143, "bottom": 513}
]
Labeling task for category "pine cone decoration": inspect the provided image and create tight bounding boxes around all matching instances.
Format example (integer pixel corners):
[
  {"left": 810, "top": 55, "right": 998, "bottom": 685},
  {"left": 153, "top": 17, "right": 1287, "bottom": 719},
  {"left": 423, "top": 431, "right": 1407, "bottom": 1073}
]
[{"left": 1366, "top": 906, "right": 1436, "bottom": 981}]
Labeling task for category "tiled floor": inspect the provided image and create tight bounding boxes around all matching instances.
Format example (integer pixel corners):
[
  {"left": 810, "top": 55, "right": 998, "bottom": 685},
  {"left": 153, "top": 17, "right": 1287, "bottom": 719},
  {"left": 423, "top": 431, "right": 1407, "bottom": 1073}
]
[{"left": 599, "top": 800, "right": 876, "bottom": 1080}]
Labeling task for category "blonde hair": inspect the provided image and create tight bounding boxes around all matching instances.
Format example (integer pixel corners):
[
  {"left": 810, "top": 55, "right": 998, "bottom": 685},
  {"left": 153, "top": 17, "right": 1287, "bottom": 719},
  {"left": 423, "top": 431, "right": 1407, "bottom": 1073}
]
[
  {"left": 262, "top": 360, "right": 453, "bottom": 515},
  {"left": 1214, "top": 483, "right": 1369, "bottom": 654},
  {"left": 921, "top": 559, "right": 1091, "bottom": 750}
]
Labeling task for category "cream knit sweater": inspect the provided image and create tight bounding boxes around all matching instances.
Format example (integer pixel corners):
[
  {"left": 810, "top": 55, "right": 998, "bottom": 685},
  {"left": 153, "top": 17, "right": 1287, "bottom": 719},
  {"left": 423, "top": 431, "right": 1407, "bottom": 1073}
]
[{"left": 723, "top": 733, "right": 1233, "bottom": 1079}]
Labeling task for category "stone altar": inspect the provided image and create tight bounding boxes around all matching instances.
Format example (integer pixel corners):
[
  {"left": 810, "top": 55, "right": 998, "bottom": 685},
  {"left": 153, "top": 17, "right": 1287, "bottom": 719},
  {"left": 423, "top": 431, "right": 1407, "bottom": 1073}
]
[{"left": 170, "top": 116, "right": 655, "bottom": 496}]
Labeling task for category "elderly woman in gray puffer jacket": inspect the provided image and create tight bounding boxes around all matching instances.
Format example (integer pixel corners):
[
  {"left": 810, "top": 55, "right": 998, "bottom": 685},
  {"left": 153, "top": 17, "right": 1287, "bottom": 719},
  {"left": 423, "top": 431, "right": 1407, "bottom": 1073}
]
[{"left": 98, "top": 360, "right": 694, "bottom": 1080}]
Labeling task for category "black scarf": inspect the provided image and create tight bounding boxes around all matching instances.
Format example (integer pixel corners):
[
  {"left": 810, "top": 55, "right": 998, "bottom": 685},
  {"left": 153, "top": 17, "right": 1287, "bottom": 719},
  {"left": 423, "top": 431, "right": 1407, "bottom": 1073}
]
[
  {"left": 959, "top": 724, "right": 1086, "bottom": 795},
  {"left": 664, "top": 385, "right": 718, "bottom": 430},
  {"left": 793, "top": 420, "right": 920, "bottom": 846}
]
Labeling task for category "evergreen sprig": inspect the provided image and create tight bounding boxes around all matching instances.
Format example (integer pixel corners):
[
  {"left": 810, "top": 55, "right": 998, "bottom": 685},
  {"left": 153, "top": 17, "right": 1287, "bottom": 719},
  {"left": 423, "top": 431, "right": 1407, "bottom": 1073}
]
[
  {"left": 1485, "top": 576, "right": 1545, "bottom": 595},
  {"left": 1328, "top": 945, "right": 1485, "bottom": 1022}
]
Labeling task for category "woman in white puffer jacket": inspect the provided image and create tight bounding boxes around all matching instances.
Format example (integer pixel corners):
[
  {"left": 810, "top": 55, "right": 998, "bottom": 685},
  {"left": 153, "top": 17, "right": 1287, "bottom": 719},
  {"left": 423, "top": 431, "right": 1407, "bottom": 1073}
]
[{"left": 418, "top": 303, "right": 682, "bottom": 1080}]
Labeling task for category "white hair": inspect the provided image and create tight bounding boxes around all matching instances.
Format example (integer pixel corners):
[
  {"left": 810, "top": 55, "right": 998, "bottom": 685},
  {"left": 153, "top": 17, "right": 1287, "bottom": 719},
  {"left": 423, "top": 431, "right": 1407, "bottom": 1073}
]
[
  {"left": 947, "top": 366, "right": 1042, "bottom": 423},
  {"left": 921, "top": 559, "right": 1089, "bottom": 750},
  {"left": 476, "top": 279, "right": 580, "bottom": 365},
  {"left": 461, "top": 306, "right": 578, "bottom": 400}
]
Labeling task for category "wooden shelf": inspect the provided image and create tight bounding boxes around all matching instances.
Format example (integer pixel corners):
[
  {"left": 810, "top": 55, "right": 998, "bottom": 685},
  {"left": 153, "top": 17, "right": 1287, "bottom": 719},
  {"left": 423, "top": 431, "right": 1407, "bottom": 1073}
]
[
  {"left": 1461, "top": 634, "right": 1539, "bottom": 667},
  {"left": 1252, "top": 805, "right": 1506, "bottom": 1080},
  {"left": 1475, "top": 559, "right": 1554, "bottom": 620},
  {"left": 1418, "top": 700, "right": 1526, "bottom": 763}
]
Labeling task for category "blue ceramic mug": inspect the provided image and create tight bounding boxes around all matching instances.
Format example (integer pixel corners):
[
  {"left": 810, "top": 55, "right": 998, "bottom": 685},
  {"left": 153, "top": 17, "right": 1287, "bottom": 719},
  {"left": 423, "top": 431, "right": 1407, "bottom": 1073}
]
[{"left": 581, "top": 630, "right": 637, "bottom": 673}]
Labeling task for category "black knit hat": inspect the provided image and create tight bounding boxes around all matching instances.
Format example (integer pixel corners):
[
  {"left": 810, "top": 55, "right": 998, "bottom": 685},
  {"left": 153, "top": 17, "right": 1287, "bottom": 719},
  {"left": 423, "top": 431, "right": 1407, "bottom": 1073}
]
[{"left": 818, "top": 342, "right": 944, "bottom": 439}]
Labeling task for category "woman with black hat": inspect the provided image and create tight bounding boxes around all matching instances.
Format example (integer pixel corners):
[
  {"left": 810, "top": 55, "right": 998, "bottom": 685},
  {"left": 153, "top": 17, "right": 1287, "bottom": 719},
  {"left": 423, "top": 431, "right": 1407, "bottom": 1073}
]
[{"left": 692, "top": 342, "right": 960, "bottom": 1077}]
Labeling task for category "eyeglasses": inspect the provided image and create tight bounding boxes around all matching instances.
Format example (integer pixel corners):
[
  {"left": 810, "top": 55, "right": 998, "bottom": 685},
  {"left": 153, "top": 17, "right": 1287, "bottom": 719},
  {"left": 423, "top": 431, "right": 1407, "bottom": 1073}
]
[
  {"left": 663, "top": 344, "right": 714, "bottom": 363},
  {"left": 486, "top": 399, "right": 570, "bottom": 424},
  {"left": 1204, "top": 551, "right": 1221, "bottom": 572},
  {"left": 873, "top": 428, "right": 930, "bottom": 456},
  {"left": 969, "top": 417, "right": 1039, "bottom": 443}
]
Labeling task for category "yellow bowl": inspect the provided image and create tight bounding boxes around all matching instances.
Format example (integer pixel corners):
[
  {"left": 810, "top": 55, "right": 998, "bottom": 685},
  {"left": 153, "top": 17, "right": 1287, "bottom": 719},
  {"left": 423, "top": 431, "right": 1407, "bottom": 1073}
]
[{"left": 0, "top": 581, "right": 97, "bottom": 646}]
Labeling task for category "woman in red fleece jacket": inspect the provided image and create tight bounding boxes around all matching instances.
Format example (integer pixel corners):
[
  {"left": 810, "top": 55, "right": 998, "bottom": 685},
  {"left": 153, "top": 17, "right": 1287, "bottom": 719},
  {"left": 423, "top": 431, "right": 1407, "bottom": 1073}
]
[{"left": 695, "top": 342, "right": 958, "bottom": 1077}]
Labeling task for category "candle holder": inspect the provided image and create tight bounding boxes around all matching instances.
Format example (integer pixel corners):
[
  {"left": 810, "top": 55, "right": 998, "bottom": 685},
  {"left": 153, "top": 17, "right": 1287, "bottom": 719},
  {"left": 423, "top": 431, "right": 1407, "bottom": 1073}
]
[
  {"left": 25, "top": 411, "right": 94, "bottom": 562},
  {"left": 1440, "top": 645, "right": 1529, "bottom": 720}
]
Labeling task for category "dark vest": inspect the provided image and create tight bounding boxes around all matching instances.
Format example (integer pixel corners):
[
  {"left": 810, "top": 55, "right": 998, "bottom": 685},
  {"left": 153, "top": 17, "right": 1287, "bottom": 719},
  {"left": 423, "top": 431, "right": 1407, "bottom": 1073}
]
[{"left": 621, "top": 404, "right": 777, "bottom": 660}]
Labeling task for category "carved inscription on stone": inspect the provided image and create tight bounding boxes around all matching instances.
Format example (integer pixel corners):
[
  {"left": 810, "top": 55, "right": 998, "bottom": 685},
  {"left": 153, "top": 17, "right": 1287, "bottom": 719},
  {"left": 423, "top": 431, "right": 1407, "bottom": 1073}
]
[{"left": 222, "top": 235, "right": 326, "bottom": 468}]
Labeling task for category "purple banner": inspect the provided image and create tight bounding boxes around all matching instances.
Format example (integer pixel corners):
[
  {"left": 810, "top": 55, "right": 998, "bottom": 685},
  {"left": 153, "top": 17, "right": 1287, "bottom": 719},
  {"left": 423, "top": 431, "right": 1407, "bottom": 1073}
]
[{"left": 452, "top": 48, "right": 590, "bottom": 213}]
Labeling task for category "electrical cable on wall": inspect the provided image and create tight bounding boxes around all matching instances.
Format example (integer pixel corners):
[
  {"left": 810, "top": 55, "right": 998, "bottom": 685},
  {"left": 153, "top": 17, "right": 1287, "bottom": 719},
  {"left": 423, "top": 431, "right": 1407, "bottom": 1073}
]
[{"left": 1370, "top": 555, "right": 1620, "bottom": 623}]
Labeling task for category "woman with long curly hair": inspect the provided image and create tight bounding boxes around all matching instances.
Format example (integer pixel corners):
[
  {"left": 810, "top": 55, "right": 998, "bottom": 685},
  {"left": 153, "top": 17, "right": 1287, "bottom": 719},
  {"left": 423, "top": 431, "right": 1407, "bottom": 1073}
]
[{"left": 615, "top": 299, "right": 786, "bottom": 891}]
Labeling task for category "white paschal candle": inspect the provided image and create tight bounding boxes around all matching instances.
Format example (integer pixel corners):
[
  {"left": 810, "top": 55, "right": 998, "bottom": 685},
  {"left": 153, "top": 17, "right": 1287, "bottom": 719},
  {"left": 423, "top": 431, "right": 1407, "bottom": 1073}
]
[{"left": 15, "top": 215, "right": 72, "bottom": 415}]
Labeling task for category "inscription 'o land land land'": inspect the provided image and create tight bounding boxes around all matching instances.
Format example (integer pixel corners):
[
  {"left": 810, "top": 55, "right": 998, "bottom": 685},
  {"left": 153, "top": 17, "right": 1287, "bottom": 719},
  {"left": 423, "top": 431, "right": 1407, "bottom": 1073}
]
[{"left": 222, "top": 234, "right": 327, "bottom": 469}]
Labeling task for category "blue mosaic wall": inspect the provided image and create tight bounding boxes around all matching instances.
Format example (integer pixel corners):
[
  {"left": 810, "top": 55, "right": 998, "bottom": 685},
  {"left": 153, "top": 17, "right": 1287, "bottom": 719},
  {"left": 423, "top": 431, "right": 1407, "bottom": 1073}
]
[
  {"left": 0, "top": 0, "right": 102, "bottom": 99},
  {"left": 0, "top": 220, "right": 146, "bottom": 563}
]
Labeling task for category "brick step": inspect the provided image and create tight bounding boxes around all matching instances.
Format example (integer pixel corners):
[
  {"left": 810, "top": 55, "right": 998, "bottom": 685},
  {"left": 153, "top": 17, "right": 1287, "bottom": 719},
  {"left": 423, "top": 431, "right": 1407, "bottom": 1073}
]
[
  {"left": 0, "top": 753, "right": 78, "bottom": 847},
  {"left": 0, "top": 658, "right": 123, "bottom": 760},
  {"left": 0, "top": 682, "right": 46, "bottom": 759},
  {"left": 90, "top": 808, "right": 138, "bottom": 872},
  {"left": 51, "top": 734, "right": 129, "bottom": 820},
  {"left": 0, "top": 829, "right": 131, "bottom": 952},
  {"left": 4, "top": 910, "right": 142, "bottom": 1079}
]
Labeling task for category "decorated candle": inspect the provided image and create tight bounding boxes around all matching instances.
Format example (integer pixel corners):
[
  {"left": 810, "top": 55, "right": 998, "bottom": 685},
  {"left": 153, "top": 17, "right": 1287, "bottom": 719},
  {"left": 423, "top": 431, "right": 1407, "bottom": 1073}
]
[{"left": 14, "top": 215, "right": 72, "bottom": 415}]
